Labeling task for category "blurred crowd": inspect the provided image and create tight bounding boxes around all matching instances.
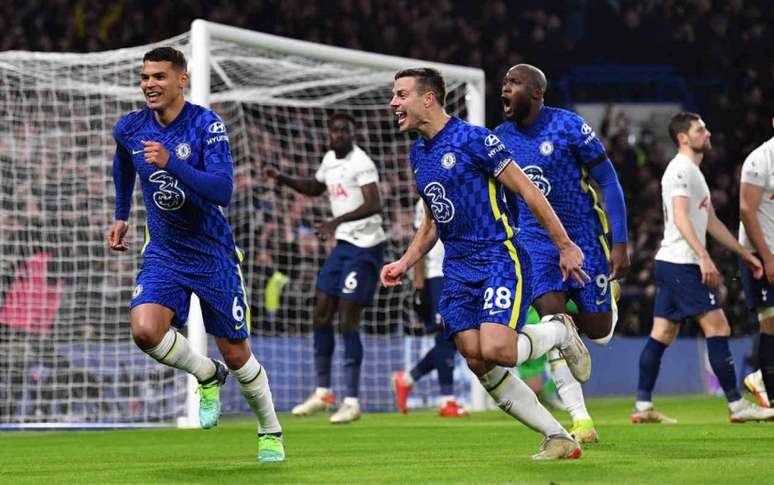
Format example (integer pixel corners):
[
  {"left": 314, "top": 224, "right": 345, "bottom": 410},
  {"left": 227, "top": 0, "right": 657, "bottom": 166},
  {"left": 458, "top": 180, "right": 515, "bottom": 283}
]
[{"left": 2, "top": 0, "right": 774, "bottom": 337}]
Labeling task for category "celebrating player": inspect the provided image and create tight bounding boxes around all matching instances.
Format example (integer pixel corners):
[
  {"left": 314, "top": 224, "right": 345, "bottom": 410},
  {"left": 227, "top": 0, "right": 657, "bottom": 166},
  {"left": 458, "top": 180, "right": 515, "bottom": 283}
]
[
  {"left": 495, "top": 64, "right": 629, "bottom": 443},
  {"left": 384, "top": 67, "right": 590, "bottom": 460},
  {"left": 738, "top": 117, "right": 774, "bottom": 408},
  {"left": 264, "top": 113, "right": 385, "bottom": 424},
  {"left": 107, "top": 47, "right": 285, "bottom": 462},
  {"left": 392, "top": 199, "right": 468, "bottom": 418},
  {"left": 631, "top": 112, "right": 774, "bottom": 423}
]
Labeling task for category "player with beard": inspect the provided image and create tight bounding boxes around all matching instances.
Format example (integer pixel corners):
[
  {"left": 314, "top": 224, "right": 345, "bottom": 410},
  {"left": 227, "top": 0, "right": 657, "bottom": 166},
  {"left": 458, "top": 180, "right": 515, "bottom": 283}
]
[{"left": 631, "top": 112, "right": 774, "bottom": 423}]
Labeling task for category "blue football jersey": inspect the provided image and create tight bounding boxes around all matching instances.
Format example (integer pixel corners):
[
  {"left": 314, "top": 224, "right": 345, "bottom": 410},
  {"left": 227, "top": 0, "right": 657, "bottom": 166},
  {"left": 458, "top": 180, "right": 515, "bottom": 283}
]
[
  {"left": 494, "top": 107, "right": 608, "bottom": 245},
  {"left": 410, "top": 117, "right": 518, "bottom": 272},
  {"left": 113, "top": 102, "right": 238, "bottom": 272}
]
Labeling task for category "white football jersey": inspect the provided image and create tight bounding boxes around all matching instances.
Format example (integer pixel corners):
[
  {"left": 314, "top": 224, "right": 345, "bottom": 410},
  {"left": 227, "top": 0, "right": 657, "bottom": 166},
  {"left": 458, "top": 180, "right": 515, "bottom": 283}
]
[
  {"left": 739, "top": 137, "right": 774, "bottom": 253},
  {"left": 655, "top": 153, "right": 710, "bottom": 264},
  {"left": 414, "top": 199, "right": 444, "bottom": 279},
  {"left": 315, "top": 144, "right": 385, "bottom": 248}
]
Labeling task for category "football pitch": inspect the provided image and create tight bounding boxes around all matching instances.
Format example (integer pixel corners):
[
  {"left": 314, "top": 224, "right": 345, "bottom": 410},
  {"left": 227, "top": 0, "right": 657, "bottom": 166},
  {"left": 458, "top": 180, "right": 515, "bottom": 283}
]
[{"left": 2, "top": 396, "right": 772, "bottom": 484}]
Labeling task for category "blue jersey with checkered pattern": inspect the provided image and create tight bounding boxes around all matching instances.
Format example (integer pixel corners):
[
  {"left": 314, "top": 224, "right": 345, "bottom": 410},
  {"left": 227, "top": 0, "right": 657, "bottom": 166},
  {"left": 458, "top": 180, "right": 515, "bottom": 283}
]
[
  {"left": 410, "top": 117, "right": 517, "bottom": 265},
  {"left": 113, "top": 102, "right": 238, "bottom": 272},
  {"left": 494, "top": 107, "right": 609, "bottom": 245}
]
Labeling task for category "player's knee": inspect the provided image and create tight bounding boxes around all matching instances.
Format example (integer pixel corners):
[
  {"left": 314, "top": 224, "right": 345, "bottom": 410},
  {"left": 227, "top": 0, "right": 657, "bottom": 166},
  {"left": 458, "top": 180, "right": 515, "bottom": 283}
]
[
  {"left": 584, "top": 320, "right": 614, "bottom": 345},
  {"left": 464, "top": 357, "right": 488, "bottom": 377},
  {"left": 758, "top": 312, "right": 774, "bottom": 335},
  {"left": 338, "top": 317, "right": 360, "bottom": 334},
  {"left": 215, "top": 337, "right": 250, "bottom": 369},
  {"left": 480, "top": 342, "right": 517, "bottom": 368},
  {"left": 313, "top": 313, "right": 333, "bottom": 328},
  {"left": 130, "top": 320, "right": 164, "bottom": 350},
  {"left": 590, "top": 328, "right": 614, "bottom": 347}
]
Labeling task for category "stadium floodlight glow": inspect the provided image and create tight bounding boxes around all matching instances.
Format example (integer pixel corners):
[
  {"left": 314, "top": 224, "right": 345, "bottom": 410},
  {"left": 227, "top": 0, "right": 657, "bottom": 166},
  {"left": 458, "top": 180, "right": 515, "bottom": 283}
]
[{"left": 0, "top": 19, "right": 486, "bottom": 430}]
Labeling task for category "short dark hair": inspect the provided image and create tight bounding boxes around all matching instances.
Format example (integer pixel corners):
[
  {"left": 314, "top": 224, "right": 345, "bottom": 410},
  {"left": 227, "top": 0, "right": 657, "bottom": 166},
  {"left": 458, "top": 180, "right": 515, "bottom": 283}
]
[
  {"left": 329, "top": 112, "right": 356, "bottom": 127},
  {"left": 668, "top": 112, "right": 701, "bottom": 146},
  {"left": 143, "top": 47, "right": 187, "bottom": 71},
  {"left": 394, "top": 67, "right": 447, "bottom": 106}
]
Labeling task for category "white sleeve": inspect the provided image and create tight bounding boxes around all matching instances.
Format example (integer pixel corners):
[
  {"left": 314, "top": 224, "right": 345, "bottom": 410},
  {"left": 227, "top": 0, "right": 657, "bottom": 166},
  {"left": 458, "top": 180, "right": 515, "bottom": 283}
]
[
  {"left": 665, "top": 165, "right": 692, "bottom": 199},
  {"left": 314, "top": 155, "right": 327, "bottom": 184},
  {"left": 740, "top": 147, "right": 768, "bottom": 187},
  {"left": 354, "top": 153, "right": 379, "bottom": 186}
]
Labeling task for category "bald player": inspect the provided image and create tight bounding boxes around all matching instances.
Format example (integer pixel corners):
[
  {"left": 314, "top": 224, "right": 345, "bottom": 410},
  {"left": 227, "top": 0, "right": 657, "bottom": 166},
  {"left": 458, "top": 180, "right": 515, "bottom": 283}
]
[{"left": 495, "top": 64, "right": 629, "bottom": 443}]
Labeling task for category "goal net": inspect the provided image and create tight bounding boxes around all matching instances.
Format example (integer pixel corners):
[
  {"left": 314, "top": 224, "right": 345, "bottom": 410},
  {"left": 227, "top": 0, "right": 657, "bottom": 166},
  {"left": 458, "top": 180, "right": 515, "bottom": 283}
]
[{"left": 0, "top": 20, "right": 486, "bottom": 428}]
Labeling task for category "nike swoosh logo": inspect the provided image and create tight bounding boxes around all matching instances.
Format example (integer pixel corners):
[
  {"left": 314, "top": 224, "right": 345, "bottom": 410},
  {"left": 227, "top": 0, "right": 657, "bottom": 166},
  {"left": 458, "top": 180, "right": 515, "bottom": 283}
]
[
  {"left": 596, "top": 299, "right": 606, "bottom": 305},
  {"left": 132, "top": 149, "right": 143, "bottom": 155},
  {"left": 234, "top": 322, "right": 245, "bottom": 330},
  {"left": 489, "top": 309, "right": 508, "bottom": 315},
  {"left": 413, "top": 168, "right": 419, "bottom": 174}
]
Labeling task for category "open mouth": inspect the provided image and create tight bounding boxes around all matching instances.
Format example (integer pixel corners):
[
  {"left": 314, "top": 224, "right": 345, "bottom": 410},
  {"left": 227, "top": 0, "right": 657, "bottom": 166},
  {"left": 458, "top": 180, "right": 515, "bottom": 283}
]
[
  {"left": 145, "top": 91, "right": 161, "bottom": 102},
  {"left": 501, "top": 96, "right": 512, "bottom": 113},
  {"left": 395, "top": 110, "right": 407, "bottom": 127}
]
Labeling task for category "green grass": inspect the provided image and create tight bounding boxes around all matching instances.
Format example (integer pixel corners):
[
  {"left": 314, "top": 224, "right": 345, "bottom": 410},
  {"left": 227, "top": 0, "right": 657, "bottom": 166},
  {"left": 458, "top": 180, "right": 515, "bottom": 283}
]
[{"left": 2, "top": 396, "right": 773, "bottom": 484}]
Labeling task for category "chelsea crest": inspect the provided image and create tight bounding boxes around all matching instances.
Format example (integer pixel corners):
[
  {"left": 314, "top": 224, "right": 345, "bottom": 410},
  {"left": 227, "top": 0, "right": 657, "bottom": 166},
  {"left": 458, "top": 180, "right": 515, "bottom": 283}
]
[
  {"left": 175, "top": 142, "right": 192, "bottom": 160},
  {"left": 441, "top": 152, "right": 456, "bottom": 169}
]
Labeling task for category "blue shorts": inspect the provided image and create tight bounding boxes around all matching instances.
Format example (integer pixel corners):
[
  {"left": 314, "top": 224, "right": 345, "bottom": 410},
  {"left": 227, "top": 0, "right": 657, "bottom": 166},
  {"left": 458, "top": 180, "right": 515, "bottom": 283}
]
[
  {"left": 130, "top": 260, "right": 250, "bottom": 340},
  {"left": 653, "top": 260, "right": 720, "bottom": 321},
  {"left": 439, "top": 240, "right": 532, "bottom": 340},
  {"left": 739, "top": 255, "right": 774, "bottom": 309},
  {"left": 421, "top": 276, "right": 444, "bottom": 333},
  {"left": 316, "top": 240, "right": 384, "bottom": 305},
  {"left": 519, "top": 233, "right": 612, "bottom": 313}
]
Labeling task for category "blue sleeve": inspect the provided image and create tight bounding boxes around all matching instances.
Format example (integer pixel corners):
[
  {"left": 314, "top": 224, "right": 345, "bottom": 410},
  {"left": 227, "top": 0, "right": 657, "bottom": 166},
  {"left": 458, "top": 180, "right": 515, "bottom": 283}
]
[
  {"left": 164, "top": 114, "right": 233, "bottom": 207},
  {"left": 568, "top": 113, "right": 606, "bottom": 165},
  {"left": 112, "top": 123, "right": 136, "bottom": 221},
  {"left": 589, "top": 159, "right": 628, "bottom": 243},
  {"left": 468, "top": 127, "right": 513, "bottom": 177}
]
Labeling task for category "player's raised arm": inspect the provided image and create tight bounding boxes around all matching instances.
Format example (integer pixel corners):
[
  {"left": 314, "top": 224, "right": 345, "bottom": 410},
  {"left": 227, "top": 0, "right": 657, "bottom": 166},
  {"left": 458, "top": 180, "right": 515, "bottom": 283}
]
[
  {"left": 381, "top": 200, "right": 438, "bottom": 287},
  {"left": 497, "top": 161, "right": 589, "bottom": 285}
]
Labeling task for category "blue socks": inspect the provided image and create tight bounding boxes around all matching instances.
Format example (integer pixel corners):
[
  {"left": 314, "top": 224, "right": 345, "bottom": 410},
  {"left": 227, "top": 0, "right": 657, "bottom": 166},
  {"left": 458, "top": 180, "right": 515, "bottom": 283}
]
[
  {"left": 433, "top": 337, "right": 456, "bottom": 396},
  {"left": 706, "top": 336, "right": 742, "bottom": 402},
  {"left": 314, "top": 327, "right": 364, "bottom": 398},
  {"left": 760, "top": 333, "right": 774, "bottom": 401},
  {"left": 637, "top": 337, "right": 667, "bottom": 402},
  {"left": 342, "top": 330, "right": 363, "bottom": 398},
  {"left": 410, "top": 335, "right": 456, "bottom": 396},
  {"left": 313, "top": 326, "right": 334, "bottom": 388}
]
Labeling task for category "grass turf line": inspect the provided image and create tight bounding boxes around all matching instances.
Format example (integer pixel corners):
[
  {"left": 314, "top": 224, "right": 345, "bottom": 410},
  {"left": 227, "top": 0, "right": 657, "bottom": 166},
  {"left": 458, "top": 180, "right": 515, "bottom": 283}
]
[{"left": 2, "top": 396, "right": 773, "bottom": 484}]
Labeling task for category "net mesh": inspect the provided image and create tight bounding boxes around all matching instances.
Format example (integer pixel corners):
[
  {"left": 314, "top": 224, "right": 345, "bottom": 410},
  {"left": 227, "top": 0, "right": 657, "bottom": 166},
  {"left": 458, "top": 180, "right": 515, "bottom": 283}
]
[{"left": 0, "top": 30, "right": 479, "bottom": 426}]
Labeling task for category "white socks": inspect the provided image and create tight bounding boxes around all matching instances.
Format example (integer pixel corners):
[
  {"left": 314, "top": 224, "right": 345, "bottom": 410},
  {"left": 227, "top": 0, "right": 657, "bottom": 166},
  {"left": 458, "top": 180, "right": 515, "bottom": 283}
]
[
  {"left": 479, "top": 366, "right": 566, "bottom": 437},
  {"left": 548, "top": 348, "right": 591, "bottom": 421},
  {"left": 517, "top": 319, "right": 569, "bottom": 365},
  {"left": 635, "top": 400, "right": 653, "bottom": 412},
  {"left": 144, "top": 329, "right": 215, "bottom": 382},
  {"left": 402, "top": 373, "right": 415, "bottom": 387},
  {"left": 232, "top": 355, "right": 282, "bottom": 434}
]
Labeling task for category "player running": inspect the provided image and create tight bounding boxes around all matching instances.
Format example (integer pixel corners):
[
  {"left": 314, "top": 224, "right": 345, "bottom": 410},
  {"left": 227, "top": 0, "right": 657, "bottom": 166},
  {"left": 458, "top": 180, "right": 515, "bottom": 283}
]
[
  {"left": 495, "top": 64, "right": 629, "bottom": 443},
  {"left": 107, "top": 47, "right": 284, "bottom": 462},
  {"left": 384, "top": 67, "right": 590, "bottom": 460},
  {"left": 264, "top": 113, "right": 385, "bottom": 424}
]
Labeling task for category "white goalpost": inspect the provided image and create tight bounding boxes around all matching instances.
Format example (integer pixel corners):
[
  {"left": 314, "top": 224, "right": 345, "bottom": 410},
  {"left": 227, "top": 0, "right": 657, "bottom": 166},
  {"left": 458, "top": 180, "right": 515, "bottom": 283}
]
[{"left": 0, "top": 19, "right": 487, "bottom": 430}]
